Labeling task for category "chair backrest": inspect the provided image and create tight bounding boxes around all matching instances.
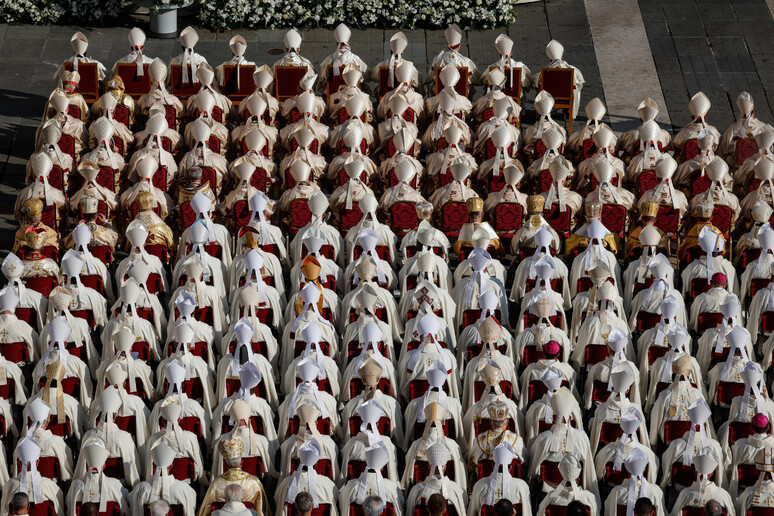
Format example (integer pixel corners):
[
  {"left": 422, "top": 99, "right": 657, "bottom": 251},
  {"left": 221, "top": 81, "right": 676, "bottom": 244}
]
[
  {"left": 275, "top": 66, "right": 309, "bottom": 102},
  {"left": 169, "top": 64, "right": 202, "bottom": 100},
  {"left": 64, "top": 61, "right": 99, "bottom": 102},
  {"left": 326, "top": 65, "right": 346, "bottom": 102},
  {"left": 435, "top": 66, "right": 469, "bottom": 97},
  {"left": 221, "top": 64, "right": 256, "bottom": 100},
  {"left": 540, "top": 67, "right": 574, "bottom": 104},
  {"left": 116, "top": 63, "right": 151, "bottom": 98}
]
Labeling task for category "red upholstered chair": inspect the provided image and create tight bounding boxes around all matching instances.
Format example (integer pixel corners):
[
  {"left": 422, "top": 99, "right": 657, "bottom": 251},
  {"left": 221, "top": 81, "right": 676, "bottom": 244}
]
[
  {"left": 439, "top": 202, "right": 468, "bottom": 237},
  {"left": 116, "top": 63, "right": 151, "bottom": 98},
  {"left": 21, "top": 501, "right": 56, "bottom": 516},
  {"left": 716, "top": 381, "right": 745, "bottom": 406},
  {"left": 288, "top": 416, "right": 332, "bottom": 436},
  {"left": 36, "top": 456, "right": 62, "bottom": 480},
  {"left": 348, "top": 376, "right": 393, "bottom": 400},
  {"left": 539, "top": 67, "right": 575, "bottom": 130},
  {"left": 663, "top": 420, "right": 692, "bottom": 444},
  {"left": 738, "top": 463, "right": 761, "bottom": 492},
  {"left": 689, "top": 170, "right": 712, "bottom": 196},
  {"left": 583, "top": 344, "right": 609, "bottom": 368},
  {"left": 654, "top": 204, "right": 680, "bottom": 234},
  {"left": 491, "top": 203, "right": 524, "bottom": 237},
  {"left": 697, "top": 312, "right": 723, "bottom": 332},
  {"left": 635, "top": 311, "right": 662, "bottom": 332},
  {"left": 545, "top": 505, "right": 591, "bottom": 516},
  {"left": 23, "top": 276, "right": 58, "bottom": 297},
  {"left": 347, "top": 415, "right": 391, "bottom": 437},
  {"left": 543, "top": 204, "right": 572, "bottom": 237},
  {"left": 750, "top": 277, "right": 774, "bottom": 300},
  {"left": 636, "top": 170, "right": 658, "bottom": 196},
  {"left": 389, "top": 201, "right": 419, "bottom": 236},
  {"left": 288, "top": 458, "right": 333, "bottom": 479},
  {"left": 0, "top": 341, "right": 32, "bottom": 364},
  {"left": 476, "top": 458, "right": 523, "bottom": 480},
  {"left": 647, "top": 345, "right": 669, "bottom": 366},
  {"left": 412, "top": 460, "right": 458, "bottom": 484},
  {"left": 711, "top": 205, "right": 734, "bottom": 236},
  {"left": 682, "top": 139, "right": 700, "bottom": 162},
  {"left": 600, "top": 204, "right": 627, "bottom": 237},
  {"left": 339, "top": 204, "right": 363, "bottom": 233},
  {"left": 736, "top": 137, "right": 759, "bottom": 165}
]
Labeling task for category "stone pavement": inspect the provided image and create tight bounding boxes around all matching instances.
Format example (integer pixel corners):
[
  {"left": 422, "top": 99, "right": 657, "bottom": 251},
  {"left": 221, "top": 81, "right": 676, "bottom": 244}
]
[{"left": 0, "top": 0, "right": 773, "bottom": 249}]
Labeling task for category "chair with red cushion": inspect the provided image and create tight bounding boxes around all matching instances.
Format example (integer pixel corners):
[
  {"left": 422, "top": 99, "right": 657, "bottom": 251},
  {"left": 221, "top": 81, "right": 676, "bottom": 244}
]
[
  {"left": 697, "top": 312, "right": 723, "bottom": 332},
  {"left": 412, "top": 460, "right": 457, "bottom": 484},
  {"left": 663, "top": 420, "right": 692, "bottom": 444},
  {"left": 736, "top": 137, "right": 759, "bottom": 165},
  {"left": 538, "top": 460, "right": 564, "bottom": 486},
  {"left": 682, "top": 139, "right": 700, "bottom": 162},
  {"left": 654, "top": 205, "right": 680, "bottom": 234},
  {"left": 0, "top": 342, "right": 31, "bottom": 364},
  {"left": 689, "top": 278, "right": 713, "bottom": 298},
  {"left": 289, "top": 199, "right": 313, "bottom": 232},
  {"left": 583, "top": 344, "right": 609, "bottom": 368},
  {"left": 22, "top": 276, "right": 58, "bottom": 297},
  {"left": 647, "top": 345, "right": 669, "bottom": 366},
  {"left": 45, "top": 414, "right": 72, "bottom": 438},
  {"left": 288, "top": 416, "right": 332, "bottom": 436},
  {"left": 389, "top": 201, "right": 419, "bottom": 236},
  {"left": 80, "top": 274, "right": 105, "bottom": 295},
  {"left": 635, "top": 311, "right": 661, "bottom": 332},
  {"left": 636, "top": 170, "right": 658, "bottom": 196},
  {"left": 750, "top": 277, "right": 774, "bottom": 300},
  {"left": 347, "top": 414, "right": 392, "bottom": 437},
  {"left": 600, "top": 204, "right": 627, "bottom": 237},
  {"left": 476, "top": 458, "right": 523, "bottom": 480},
  {"left": 408, "top": 379, "right": 451, "bottom": 400},
  {"left": 339, "top": 204, "right": 363, "bottom": 234},
  {"left": 288, "top": 458, "right": 333, "bottom": 479},
  {"left": 716, "top": 381, "right": 745, "bottom": 406},
  {"left": 36, "top": 456, "right": 62, "bottom": 480},
  {"left": 603, "top": 462, "right": 631, "bottom": 486},
  {"left": 543, "top": 204, "right": 572, "bottom": 237},
  {"left": 711, "top": 205, "right": 735, "bottom": 236},
  {"left": 23, "top": 501, "right": 56, "bottom": 516},
  {"left": 491, "top": 203, "right": 524, "bottom": 237},
  {"left": 689, "top": 170, "right": 712, "bottom": 196},
  {"left": 439, "top": 202, "right": 468, "bottom": 238}
]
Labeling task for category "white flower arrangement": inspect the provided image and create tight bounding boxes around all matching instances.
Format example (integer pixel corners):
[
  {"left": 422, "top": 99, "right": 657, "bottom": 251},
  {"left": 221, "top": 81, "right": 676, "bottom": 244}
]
[
  {"left": 195, "top": 0, "right": 517, "bottom": 29},
  {"left": 0, "top": 0, "right": 516, "bottom": 27},
  {"left": 152, "top": 0, "right": 194, "bottom": 13},
  {"left": 0, "top": 0, "right": 133, "bottom": 23}
]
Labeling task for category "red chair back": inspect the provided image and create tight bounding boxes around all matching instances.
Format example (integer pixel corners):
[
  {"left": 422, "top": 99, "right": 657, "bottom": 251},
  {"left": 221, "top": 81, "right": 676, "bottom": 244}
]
[
  {"left": 0, "top": 342, "right": 30, "bottom": 364},
  {"left": 543, "top": 204, "right": 572, "bottom": 237},
  {"left": 697, "top": 312, "right": 723, "bottom": 332},
  {"left": 663, "top": 420, "right": 692, "bottom": 444},
  {"left": 637, "top": 170, "right": 658, "bottom": 196},
  {"left": 653, "top": 204, "right": 680, "bottom": 234},
  {"left": 683, "top": 139, "right": 699, "bottom": 162},
  {"left": 116, "top": 63, "right": 151, "bottom": 98},
  {"left": 492, "top": 203, "right": 524, "bottom": 236},
  {"left": 389, "top": 201, "right": 419, "bottom": 236},
  {"left": 22, "top": 276, "right": 58, "bottom": 297},
  {"left": 736, "top": 138, "right": 759, "bottom": 165},
  {"left": 600, "top": 204, "right": 627, "bottom": 236}
]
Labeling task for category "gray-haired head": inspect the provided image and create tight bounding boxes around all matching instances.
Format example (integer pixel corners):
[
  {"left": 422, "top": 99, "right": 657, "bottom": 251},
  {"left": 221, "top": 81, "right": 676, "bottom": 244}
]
[
  {"left": 150, "top": 501, "right": 170, "bottom": 516},
  {"left": 224, "top": 484, "right": 244, "bottom": 503},
  {"left": 363, "top": 496, "right": 385, "bottom": 516}
]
